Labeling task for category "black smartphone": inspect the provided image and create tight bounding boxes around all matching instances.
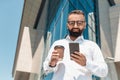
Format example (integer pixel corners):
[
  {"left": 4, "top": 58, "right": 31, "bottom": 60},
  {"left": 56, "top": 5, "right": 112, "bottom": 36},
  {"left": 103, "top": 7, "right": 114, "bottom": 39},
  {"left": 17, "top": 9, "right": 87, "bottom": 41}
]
[{"left": 69, "top": 43, "right": 79, "bottom": 54}]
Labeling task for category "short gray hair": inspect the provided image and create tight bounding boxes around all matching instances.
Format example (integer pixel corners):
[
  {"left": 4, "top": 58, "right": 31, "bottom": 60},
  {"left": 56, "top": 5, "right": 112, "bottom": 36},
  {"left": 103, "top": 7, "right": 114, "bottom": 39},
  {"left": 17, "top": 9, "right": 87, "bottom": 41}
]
[{"left": 68, "top": 10, "right": 85, "bottom": 16}]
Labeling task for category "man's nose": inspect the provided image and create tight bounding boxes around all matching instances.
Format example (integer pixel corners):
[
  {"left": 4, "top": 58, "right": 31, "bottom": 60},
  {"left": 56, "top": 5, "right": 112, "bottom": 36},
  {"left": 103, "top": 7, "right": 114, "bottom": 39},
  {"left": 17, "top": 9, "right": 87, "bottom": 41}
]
[{"left": 73, "top": 22, "right": 78, "bottom": 28}]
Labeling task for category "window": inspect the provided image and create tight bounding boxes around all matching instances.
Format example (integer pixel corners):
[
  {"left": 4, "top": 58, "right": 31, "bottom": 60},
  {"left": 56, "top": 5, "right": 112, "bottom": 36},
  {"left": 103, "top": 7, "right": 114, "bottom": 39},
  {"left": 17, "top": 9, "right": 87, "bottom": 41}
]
[
  {"left": 88, "top": 12, "right": 96, "bottom": 42},
  {"left": 43, "top": 0, "right": 100, "bottom": 80}
]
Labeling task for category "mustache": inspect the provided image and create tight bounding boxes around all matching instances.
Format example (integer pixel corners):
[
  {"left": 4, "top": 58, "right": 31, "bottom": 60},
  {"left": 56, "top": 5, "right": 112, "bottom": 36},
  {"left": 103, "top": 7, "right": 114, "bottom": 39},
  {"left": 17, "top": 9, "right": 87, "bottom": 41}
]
[{"left": 71, "top": 28, "right": 80, "bottom": 31}]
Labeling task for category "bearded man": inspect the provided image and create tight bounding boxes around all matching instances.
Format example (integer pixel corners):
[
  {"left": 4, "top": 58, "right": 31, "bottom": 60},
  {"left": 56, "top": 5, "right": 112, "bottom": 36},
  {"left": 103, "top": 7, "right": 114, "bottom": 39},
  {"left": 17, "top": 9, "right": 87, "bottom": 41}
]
[{"left": 43, "top": 10, "right": 108, "bottom": 80}]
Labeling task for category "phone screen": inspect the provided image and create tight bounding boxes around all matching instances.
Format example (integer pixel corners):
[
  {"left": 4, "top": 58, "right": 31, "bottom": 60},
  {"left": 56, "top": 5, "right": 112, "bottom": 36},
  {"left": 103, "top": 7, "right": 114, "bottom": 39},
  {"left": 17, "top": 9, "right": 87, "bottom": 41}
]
[{"left": 69, "top": 43, "right": 79, "bottom": 54}]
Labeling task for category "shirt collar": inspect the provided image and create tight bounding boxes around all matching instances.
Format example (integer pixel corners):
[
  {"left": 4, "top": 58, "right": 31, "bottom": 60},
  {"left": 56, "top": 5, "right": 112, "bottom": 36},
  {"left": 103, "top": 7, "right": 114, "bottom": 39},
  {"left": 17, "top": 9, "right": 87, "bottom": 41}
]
[{"left": 65, "top": 35, "right": 84, "bottom": 43}]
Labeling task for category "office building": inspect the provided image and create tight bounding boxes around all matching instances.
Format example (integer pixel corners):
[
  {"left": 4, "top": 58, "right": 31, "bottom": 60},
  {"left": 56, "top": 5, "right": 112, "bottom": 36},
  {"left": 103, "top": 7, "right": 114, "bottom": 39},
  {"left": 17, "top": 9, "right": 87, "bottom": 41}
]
[{"left": 12, "top": 0, "right": 120, "bottom": 80}]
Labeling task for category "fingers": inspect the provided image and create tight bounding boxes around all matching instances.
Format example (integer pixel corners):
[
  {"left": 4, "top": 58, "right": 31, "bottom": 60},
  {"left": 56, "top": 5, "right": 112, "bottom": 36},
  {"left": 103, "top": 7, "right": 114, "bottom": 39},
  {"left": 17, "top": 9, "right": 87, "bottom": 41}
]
[
  {"left": 70, "top": 52, "right": 80, "bottom": 59},
  {"left": 72, "top": 52, "right": 86, "bottom": 59},
  {"left": 70, "top": 52, "right": 86, "bottom": 66},
  {"left": 49, "top": 50, "right": 60, "bottom": 67},
  {"left": 71, "top": 56, "right": 86, "bottom": 66},
  {"left": 51, "top": 50, "right": 59, "bottom": 59}
]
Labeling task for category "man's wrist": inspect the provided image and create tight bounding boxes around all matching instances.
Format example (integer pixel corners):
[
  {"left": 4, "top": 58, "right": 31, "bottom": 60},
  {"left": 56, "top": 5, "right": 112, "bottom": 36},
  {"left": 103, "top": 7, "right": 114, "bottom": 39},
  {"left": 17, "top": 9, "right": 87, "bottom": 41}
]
[
  {"left": 49, "top": 64, "right": 56, "bottom": 67},
  {"left": 49, "top": 62, "right": 56, "bottom": 67}
]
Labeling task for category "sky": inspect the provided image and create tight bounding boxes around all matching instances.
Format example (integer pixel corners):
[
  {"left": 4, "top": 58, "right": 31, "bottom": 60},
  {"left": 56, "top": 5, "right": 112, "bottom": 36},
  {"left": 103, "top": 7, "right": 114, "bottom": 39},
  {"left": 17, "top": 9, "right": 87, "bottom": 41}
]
[{"left": 0, "top": 0, "right": 24, "bottom": 80}]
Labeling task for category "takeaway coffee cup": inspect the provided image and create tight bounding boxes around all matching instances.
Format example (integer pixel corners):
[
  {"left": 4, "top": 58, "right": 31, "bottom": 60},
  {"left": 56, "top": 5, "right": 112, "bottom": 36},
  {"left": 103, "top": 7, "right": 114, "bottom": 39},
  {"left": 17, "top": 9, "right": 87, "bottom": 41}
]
[{"left": 54, "top": 45, "right": 64, "bottom": 60}]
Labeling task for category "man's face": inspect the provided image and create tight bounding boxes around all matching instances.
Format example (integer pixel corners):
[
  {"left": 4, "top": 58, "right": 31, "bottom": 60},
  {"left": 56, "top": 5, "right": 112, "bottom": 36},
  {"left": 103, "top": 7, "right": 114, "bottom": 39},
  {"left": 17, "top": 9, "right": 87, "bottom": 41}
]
[{"left": 67, "top": 14, "right": 86, "bottom": 37}]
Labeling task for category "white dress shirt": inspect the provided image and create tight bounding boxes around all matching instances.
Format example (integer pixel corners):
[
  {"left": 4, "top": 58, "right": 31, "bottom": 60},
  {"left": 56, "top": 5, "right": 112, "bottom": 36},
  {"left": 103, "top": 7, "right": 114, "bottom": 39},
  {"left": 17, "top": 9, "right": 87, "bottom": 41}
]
[{"left": 43, "top": 35, "right": 108, "bottom": 80}]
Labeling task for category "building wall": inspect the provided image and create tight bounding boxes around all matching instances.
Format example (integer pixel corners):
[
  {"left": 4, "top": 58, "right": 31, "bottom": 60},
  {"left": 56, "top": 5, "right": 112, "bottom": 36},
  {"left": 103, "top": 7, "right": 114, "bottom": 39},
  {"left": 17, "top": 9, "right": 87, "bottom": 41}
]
[
  {"left": 109, "top": 2, "right": 120, "bottom": 80},
  {"left": 98, "top": 0, "right": 120, "bottom": 80},
  {"left": 13, "top": 0, "right": 120, "bottom": 80},
  {"left": 32, "top": 0, "right": 49, "bottom": 79},
  {"left": 109, "top": 4, "right": 120, "bottom": 61},
  {"left": 12, "top": 0, "right": 47, "bottom": 80},
  {"left": 99, "top": 0, "right": 113, "bottom": 57}
]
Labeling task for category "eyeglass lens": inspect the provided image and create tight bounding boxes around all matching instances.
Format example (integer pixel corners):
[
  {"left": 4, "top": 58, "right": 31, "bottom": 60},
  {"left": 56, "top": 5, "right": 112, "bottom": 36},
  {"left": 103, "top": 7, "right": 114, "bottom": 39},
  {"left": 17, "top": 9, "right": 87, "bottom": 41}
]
[{"left": 68, "top": 21, "right": 85, "bottom": 26}]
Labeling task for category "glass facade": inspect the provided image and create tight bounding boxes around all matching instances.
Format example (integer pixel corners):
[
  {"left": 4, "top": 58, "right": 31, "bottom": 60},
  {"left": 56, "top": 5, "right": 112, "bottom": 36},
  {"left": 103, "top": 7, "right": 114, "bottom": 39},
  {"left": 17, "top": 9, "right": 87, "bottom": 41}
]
[{"left": 43, "top": 0, "right": 100, "bottom": 80}]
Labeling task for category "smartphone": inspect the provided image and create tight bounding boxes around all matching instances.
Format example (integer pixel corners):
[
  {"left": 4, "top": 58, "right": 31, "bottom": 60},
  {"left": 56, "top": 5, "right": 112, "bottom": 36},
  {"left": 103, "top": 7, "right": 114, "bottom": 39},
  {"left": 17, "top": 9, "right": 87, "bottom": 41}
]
[{"left": 69, "top": 43, "right": 79, "bottom": 54}]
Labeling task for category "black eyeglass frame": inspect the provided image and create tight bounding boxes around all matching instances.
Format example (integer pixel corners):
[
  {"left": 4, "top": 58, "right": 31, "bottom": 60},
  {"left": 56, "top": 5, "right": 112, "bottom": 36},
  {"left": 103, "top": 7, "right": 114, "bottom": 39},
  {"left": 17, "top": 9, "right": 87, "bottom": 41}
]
[{"left": 67, "top": 20, "right": 85, "bottom": 26}]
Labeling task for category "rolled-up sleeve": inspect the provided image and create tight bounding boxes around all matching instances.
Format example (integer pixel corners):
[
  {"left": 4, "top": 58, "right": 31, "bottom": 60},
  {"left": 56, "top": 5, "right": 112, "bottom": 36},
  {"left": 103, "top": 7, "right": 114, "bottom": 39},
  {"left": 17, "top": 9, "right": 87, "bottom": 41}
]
[
  {"left": 86, "top": 60, "right": 108, "bottom": 77},
  {"left": 86, "top": 43, "right": 108, "bottom": 77},
  {"left": 43, "top": 41, "right": 59, "bottom": 74}
]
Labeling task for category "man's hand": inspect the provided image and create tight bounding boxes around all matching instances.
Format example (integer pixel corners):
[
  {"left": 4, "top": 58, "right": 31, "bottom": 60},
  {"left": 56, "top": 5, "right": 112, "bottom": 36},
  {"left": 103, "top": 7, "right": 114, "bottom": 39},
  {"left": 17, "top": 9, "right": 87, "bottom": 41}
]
[
  {"left": 70, "top": 51, "right": 86, "bottom": 66},
  {"left": 49, "top": 50, "right": 59, "bottom": 67}
]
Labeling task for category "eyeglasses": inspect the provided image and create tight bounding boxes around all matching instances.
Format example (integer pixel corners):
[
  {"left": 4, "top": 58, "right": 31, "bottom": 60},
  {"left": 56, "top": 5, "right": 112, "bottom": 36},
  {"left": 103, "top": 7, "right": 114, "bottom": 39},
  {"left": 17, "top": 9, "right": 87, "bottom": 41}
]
[{"left": 68, "top": 20, "right": 85, "bottom": 26}]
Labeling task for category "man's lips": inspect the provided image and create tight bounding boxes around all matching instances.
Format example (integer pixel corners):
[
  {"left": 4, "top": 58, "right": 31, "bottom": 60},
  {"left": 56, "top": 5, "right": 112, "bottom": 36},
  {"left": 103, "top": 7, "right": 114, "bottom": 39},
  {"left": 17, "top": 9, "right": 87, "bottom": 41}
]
[{"left": 72, "top": 28, "right": 79, "bottom": 32}]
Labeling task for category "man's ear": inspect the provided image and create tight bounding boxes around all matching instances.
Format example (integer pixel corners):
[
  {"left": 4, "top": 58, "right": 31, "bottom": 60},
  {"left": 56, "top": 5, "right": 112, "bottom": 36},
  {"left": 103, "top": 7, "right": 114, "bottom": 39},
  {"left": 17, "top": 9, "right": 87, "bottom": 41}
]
[{"left": 84, "top": 22, "right": 86, "bottom": 29}]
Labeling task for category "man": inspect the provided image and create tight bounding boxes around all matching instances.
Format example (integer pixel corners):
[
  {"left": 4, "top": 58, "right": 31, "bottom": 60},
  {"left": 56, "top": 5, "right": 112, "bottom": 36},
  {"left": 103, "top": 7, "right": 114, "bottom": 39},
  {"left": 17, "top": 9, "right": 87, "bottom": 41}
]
[{"left": 43, "top": 10, "right": 108, "bottom": 80}]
